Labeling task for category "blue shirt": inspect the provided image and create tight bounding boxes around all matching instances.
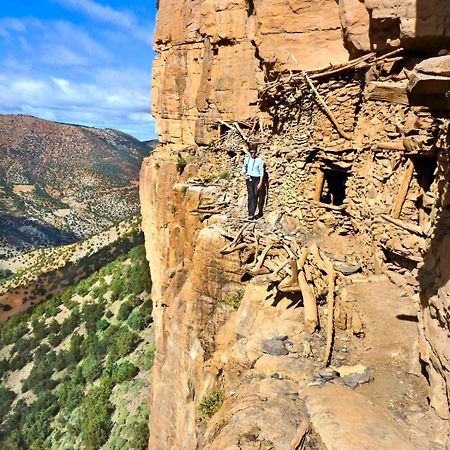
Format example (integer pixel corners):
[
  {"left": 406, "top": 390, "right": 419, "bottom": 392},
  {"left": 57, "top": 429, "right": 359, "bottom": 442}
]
[{"left": 243, "top": 156, "right": 264, "bottom": 178}]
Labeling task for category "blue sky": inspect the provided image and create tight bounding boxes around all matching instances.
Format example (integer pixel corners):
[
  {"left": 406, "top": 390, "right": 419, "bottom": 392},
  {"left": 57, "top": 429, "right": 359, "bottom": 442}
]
[{"left": 0, "top": 0, "right": 157, "bottom": 140}]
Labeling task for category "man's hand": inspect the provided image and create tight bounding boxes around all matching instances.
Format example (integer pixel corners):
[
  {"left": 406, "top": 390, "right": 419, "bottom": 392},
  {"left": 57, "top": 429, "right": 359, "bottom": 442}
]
[{"left": 257, "top": 182, "right": 262, "bottom": 191}]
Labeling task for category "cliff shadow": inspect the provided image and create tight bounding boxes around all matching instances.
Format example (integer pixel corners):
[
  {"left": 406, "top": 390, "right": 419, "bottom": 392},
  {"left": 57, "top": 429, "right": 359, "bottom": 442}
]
[
  {"left": 0, "top": 213, "right": 79, "bottom": 259},
  {"left": 414, "top": 0, "right": 450, "bottom": 52},
  {"left": 417, "top": 121, "right": 450, "bottom": 418}
]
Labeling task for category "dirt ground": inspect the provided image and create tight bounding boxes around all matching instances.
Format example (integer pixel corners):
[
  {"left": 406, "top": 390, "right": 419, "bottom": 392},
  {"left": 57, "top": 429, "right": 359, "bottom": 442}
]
[
  {"left": 296, "top": 229, "right": 449, "bottom": 448},
  {"left": 338, "top": 276, "right": 449, "bottom": 448}
]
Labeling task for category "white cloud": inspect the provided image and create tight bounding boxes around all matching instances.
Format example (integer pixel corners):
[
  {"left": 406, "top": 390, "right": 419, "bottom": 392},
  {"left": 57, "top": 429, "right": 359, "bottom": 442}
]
[
  {"left": 0, "top": 7, "right": 156, "bottom": 140},
  {"left": 54, "top": 0, "right": 153, "bottom": 44},
  {"left": 41, "top": 45, "right": 89, "bottom": 66},
  {"left": 0, "top": 17, "right": 27, "bottom": 37},
  {"left": 0, "top": 69, "right": 155, "bottom": 140},
  {"left": 55, "top": 0, "right": 135, "bottom": 28},
  {"left": 52, "top": 20, "right": 112, "bottom": 61}
]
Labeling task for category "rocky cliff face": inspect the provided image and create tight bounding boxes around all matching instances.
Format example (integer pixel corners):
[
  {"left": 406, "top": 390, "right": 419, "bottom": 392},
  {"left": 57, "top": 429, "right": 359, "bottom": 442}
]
[
  {"left": 143, "top": 1, "right": 450, "bottom": 448},
  {"left": 152, "top": 0, "right": 450, "bottom": 145}
]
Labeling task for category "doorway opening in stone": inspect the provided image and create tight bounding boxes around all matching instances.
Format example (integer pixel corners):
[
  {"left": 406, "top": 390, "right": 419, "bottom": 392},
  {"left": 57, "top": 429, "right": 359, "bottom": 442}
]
[
  {"left": 315, "top": 168, "right": 349, "bottom": 206},
  {"left": 412, "top": 154, "right": 437, "bottom": 225},
  {"left": 412, "top": 154, "right": 437, "bottom": 192}
]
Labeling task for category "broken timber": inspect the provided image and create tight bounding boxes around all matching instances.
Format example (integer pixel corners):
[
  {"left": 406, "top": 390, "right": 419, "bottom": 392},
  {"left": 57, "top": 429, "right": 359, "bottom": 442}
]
[
  {"left": 391, "top": 159, "right": 414, "bottom": 219},
  {"left": 284, "top": 50, "right": 353, "bottom": 141}
]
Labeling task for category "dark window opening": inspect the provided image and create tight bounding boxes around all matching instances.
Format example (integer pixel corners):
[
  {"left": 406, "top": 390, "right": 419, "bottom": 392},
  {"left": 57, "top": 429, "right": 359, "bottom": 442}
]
[
  {"left": 246, "top": 0, "right": 254, "bottom": 16},
  {"left": 412, "top": 155, "right": 437, "bottom": 193},
  {"left": 320, "top": 169, "right": 349, "bottom": 206},
  {"left": 412, "top": 155, "right": 437, "bottom": 225}
]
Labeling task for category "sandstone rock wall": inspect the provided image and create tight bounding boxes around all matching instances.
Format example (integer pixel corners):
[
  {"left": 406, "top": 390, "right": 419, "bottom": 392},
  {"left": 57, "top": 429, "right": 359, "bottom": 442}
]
[
  {"left": 145, "top": 0, "right": 450, "bottom": 445},
  {"left": 419, "top": 139, "right": 450, "bottom": 420},
  {"left": 153, "top": 0, "right": 450, "bottom": 145},
  {"left": 140, "top": 150, "right": 243, "bottom": 448}
]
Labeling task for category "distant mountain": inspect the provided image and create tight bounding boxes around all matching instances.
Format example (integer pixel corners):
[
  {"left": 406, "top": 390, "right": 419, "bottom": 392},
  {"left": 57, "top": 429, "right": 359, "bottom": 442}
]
[{"left": 0, "top": 115, "right": 157, "bottom": 258}]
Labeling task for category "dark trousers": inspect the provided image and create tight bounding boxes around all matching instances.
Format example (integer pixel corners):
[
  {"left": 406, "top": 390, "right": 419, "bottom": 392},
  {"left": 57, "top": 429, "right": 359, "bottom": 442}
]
[{"left": 246, "top": 176, "right": 260, "bottom": 217}]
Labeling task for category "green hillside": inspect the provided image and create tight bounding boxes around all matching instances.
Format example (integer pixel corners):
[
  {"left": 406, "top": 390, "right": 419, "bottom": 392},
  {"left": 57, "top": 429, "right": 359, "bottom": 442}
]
[{"left": 0, "top": 244, "right": 153, "bottom": 450}]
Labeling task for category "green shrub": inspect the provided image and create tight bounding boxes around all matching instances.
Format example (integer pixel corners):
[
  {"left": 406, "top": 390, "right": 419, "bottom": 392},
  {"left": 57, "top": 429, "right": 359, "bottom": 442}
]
[
  {"left": 218, "top": 170, "right": 231, "bottom": 180},
  {"left": 0, "top": 358, "right": 10, "bottom": 378},
  {"left": 127, "top": 308, "right": 151, "bottom": 331},
  {"left": 66, "top": 334, "right": 83, "bottom": 365},
  {"left": 57, "top": 379, "right": 84, "bottom": 410},
  {"left": 81, "top": 334, "right": 107, "bottom": 360},
  {"left": 11, "top": 334, "right": 39, "bottom": 356},
  {"left": 0, "top": 268, "right": 13, "bottom": 283},
  {"left": 197, "top": 390, "right": 224, "bottom": 423},
  {"left": 21, "top": 390, "right": 59, "bottom": 446},
  {"left": 108, "top": 328, "right": 141, "bottom": 363},
  {"left": 117, "top": 303, "right": 132, "bottom": 321},
  {"left": 135, "top": 342, "right": 155, "bottom": 371},
  {"left": 82, "top": 302, "right": 105, "bottom": 334},
  {"left": 222, "top": 288, "right": 244, "bottom": 311},
  {"left": 0, "top": 321, "right": 29, "bottom": 346},
  {"left": 81, "top": 354, "right": 103, "bottom": 382},
  {"left": 176, "top": 155, "right": 187, "bottom": 174},
  {"left": 128, "top": 407, "right": 150, "bottom": 450},
  {"left": 96, "top": 319, "right": 110, "bottom": 331},
  {"left": 0, "top": 384, "right": 16, "bottom": 418},
  {"left": 9, "top": 351, "right": 32, "bottom": 372},
  {"left": 112, "top": 361, "right": 139, "bottom": 383},
  {"left": 91, "top": 280, "right": 107, "bottom": 299},
  {"left": 31, "top": 319, "right": 49, "bottom": 340},
  {"left": 48, "top": 332, "right": 64, "bottom": 347},
  {"left": 79, "top": 376, "right": 114, "bottom": 450}
]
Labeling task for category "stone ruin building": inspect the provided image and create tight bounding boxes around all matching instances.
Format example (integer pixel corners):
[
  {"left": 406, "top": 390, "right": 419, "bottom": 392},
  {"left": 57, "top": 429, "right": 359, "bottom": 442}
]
[{"left": 141, "top": 0, "right": 450, "bottom": 448}]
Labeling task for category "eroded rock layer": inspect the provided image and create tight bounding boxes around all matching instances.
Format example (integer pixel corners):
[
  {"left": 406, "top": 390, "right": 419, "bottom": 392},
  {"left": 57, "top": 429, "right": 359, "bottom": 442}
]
[{"left": 152, "top": 0, "right": 450, "bottom": 145}]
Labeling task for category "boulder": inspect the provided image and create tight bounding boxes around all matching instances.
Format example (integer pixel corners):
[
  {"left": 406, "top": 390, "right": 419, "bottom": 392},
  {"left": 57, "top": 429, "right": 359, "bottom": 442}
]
[
  {"left": 416, "top": 55, "right": 450, "bottom": 77},
  {"left": 339, "top": 0, "right": 371, "bottom": 55},
  {"left": 336, "top": 363, "right": 372, "bottom": 388},
  {"left": 302, "top": 383, "right": 419, "bottom": 449},
  {"left": 261, "top": 337, "right": 289, "bottom": 356}
]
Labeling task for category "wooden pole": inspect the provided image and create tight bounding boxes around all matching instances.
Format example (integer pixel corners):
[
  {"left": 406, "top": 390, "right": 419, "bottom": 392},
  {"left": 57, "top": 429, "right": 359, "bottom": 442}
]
[
  {"left": 286, "top": 50, "right": 353, "bottom": 141},
  {"left": 298, "top": 270, "right": 318, "bottom": 333},
  {"left": 313, "top": 169, "right": 325, "bottom": 202},
  {"left": 322, "top": 255, "right": 336, "bottom": 366},
  {"left": 380, "top": 214, "right": 425, "bottom": 235},
  {"left": 391, "top": 159, "right": 414, "bottom": 219},
  {"left": 290, "top": 421, "right": 311, "bottom": 450}
]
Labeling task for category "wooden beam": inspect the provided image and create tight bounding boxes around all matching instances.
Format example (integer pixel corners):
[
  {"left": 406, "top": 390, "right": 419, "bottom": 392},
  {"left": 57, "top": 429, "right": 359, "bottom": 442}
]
[
  {"left": 313, "top": 169, "right": 325, "bottom": 202},
  {"left": 381, "top": 214, "right": 425, "bottom": 236},
  {"left": 322, "top": 255, "right": 336, "bottom": 366},
  {"left": 391, "top": 159, "right": 414, "bottom": 219},
  {"left": 298, "top": 270, "right": 318, "bottom": 334},
  {"left": 367, "top": 81, "right": 409, "bottom": 105},
  {"left": 286, "top": 51, "right": 353, "bottom": 141}
]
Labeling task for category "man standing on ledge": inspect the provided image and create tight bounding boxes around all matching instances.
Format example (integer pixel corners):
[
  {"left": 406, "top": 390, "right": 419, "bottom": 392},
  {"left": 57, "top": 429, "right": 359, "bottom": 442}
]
[{"left": 242, "top": 143, "right": 264, "bottom": 220}]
